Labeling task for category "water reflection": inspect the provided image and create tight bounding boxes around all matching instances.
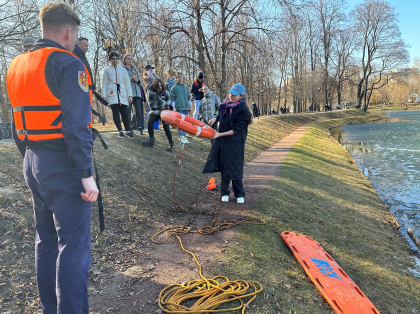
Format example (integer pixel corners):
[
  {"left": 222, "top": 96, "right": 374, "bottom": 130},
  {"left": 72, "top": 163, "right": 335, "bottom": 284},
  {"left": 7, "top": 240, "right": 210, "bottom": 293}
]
[
  {"left": 377, "top": 118, "right": 407, "bottom": 123},
  {"left": 330, "top": 111, "right": 420, "bottom": 260}
]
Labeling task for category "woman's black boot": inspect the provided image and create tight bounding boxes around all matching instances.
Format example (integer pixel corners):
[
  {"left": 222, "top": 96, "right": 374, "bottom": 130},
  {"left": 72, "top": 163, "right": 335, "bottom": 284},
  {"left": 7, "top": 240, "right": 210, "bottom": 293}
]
[
  {"left": 141, "top": 138, "right": 155, "bottom": 147},
  {"left": 166, "top": 142, "right": 174, "bottom": 152}
]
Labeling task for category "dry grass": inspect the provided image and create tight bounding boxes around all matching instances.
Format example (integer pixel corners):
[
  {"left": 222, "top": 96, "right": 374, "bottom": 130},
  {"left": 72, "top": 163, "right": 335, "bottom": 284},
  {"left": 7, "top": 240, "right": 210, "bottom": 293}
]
[{"left": 0, "top": 109, "right": 399, "bottom": 313}]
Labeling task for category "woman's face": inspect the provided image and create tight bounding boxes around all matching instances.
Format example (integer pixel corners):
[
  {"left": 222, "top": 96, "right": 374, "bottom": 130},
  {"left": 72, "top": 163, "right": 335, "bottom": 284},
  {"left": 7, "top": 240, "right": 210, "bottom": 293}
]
[
  {"left": 228, "top": 93, "right": 243, "bottom": 102},
  {"left": 110, "top": 56, "right": 119, "bottom": 67},
  {"left": 125, "top": 55, "right": 133, "bottom": 66},
  {"left": 157, "top": 82, "right": 163, "bottom": 91}
]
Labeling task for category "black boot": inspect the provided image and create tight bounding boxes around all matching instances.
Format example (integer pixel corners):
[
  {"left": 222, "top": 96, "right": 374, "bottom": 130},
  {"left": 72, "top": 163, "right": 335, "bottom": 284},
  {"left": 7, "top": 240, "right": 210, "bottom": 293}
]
[
  {"left": 166, "top": 142, "right": 174, "bottom": 152},
  {"left": 141, "top": 138, "right": 154, "bottom": 147}
]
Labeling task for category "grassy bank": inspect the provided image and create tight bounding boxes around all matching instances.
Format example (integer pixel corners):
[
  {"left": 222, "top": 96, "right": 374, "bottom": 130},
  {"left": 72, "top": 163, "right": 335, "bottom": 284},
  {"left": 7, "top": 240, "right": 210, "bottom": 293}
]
[
  {"left": 212, "top": 115, "right": 420, "bottom": 313},
  {"left": 0, "top": 109, "right": 385, "bottom": 313}
]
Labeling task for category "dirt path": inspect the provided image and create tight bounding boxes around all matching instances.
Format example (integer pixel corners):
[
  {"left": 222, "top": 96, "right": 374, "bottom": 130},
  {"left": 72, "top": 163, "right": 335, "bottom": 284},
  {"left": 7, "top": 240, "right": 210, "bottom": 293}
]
[{"left": 89, "top": 124, "right": 312, "bottom": 314}]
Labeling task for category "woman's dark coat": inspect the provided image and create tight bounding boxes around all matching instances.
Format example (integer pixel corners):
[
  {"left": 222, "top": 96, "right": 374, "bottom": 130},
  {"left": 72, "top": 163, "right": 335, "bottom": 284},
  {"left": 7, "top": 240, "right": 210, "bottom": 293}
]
[{"left": 203, "top": 102, "right": 250, "bottom": 180}]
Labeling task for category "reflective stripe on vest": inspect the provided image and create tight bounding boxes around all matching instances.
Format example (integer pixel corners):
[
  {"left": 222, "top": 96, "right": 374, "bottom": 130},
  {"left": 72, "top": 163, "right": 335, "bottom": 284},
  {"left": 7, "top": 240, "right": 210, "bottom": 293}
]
[{"left": 6, "top": 47, "right": 92, "bottom": 142}]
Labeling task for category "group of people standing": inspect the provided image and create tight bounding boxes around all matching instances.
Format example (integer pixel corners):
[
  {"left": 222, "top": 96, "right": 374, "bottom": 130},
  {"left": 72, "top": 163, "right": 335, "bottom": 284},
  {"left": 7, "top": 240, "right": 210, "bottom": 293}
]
[
  {"left": 99, "top": 51, "right": 222, "bottom": 150},
  {"left": 6, "top": 2, "right": 253, "bottom": 312}
]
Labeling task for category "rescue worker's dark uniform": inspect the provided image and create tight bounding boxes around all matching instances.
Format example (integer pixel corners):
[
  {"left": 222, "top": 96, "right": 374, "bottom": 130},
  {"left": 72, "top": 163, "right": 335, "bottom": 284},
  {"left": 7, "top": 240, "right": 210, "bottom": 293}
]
[{"left": 7, "top": 39, "right": 93, "bottom": 313}]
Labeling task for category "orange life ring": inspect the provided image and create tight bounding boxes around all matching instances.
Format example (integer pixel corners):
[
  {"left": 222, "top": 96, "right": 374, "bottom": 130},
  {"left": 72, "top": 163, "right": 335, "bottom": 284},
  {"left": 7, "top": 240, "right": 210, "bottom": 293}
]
[{"left": 160, "top": 110, "right": 216, "bottom": 139}]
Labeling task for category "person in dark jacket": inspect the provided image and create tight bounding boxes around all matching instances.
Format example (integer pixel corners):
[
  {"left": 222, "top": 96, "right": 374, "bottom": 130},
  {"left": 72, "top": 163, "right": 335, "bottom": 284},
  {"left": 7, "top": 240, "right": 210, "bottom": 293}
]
[
  {"left": 203, "top": 84, "right": 251, "bottom": 204},
  {"left": 72, "top": 37, "right": 93, "bottom": 79},
  {"left": 252, "top": 103, "right": 259, "bottom": 118},
  {"left": 141, "top": 78, "right": 173, "bottom": 151},
  {"left": 73, "top": 37, "right": 109, "bottom": 111},
  {"left": 191, "top": 72, "right": 204, "bottom": 120}
]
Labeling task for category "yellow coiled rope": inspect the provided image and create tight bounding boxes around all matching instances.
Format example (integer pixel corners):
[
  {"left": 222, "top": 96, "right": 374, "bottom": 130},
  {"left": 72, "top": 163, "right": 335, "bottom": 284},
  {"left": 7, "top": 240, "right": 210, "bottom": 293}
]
[{"left": 152, "top": 218, "right": 265, "bottom": 313}]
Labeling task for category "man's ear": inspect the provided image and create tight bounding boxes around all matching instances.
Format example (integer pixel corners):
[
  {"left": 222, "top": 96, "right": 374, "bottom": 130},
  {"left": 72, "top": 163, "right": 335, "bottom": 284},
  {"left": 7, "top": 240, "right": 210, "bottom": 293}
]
[{"left": 63, "top": 27, "right": 71, "bottom": 42}]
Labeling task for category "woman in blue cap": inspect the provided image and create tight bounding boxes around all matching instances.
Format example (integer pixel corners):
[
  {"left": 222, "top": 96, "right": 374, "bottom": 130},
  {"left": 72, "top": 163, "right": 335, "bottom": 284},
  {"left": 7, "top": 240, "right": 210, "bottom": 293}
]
[{"left": 203, "top": 84, "right": 251, "bottom": 204}]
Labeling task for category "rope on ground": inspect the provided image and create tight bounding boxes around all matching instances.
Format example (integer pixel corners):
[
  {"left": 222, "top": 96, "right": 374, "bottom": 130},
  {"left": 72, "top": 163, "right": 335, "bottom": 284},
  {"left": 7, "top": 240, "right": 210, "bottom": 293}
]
[
  {"left": 127, "top": 147, "right": 187, "bottom": 211},
  {"left": 151, "top": 217, "right": 265, "bottom": 244},
  {"left": 152, "top": 217, "right": 265, "bottom": 313}
]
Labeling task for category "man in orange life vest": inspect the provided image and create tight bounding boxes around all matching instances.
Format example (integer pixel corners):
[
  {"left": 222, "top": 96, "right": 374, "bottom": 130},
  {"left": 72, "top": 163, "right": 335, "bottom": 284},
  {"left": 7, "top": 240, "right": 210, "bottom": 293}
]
[{"left": 6, "top": 2, "right": 98, "bottom": 313}]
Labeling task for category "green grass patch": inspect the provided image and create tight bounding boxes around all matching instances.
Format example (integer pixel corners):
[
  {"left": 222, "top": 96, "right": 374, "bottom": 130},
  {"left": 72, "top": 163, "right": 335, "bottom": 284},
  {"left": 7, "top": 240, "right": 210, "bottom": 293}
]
[{"left": 209, "top": 116, "right": 420, "bottom": 313}]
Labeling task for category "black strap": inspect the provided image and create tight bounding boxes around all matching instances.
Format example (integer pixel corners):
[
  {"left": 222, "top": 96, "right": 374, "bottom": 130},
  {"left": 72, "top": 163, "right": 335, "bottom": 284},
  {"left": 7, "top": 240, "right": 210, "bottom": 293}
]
[
  {"left": 16, "top": 128, "right": 62, "bottom": 135},
  {"left": 20, "top": 108, "right": 28, "bottom": 142},
  {"left": 92, "top": 128, "right": 108, "bottom": 149},
  {"left": 93, "top": 153, "right": 105, "bottom": 232},
  {"left": 92, "top": 109, "right": 106, "bottom": 126},
  {"left": 92, "top": 90, "right": 109, "bottom": 106},
  {"left": 50, "top": 113, "right": 62, "bottom": 127},
  {"left": 13, "top": 105, "right": 61, "bottom": 112},
  {"left": 91, "top": 128, "right": 108, "bottom": 232}
]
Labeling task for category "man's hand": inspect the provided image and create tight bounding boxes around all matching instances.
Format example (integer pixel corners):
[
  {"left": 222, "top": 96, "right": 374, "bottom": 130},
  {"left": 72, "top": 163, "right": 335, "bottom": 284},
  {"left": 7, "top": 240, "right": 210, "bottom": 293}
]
[
  {"left": 128, "top": 96, "right": 133, "bottom": 103},
  {"left": 132, "top": 73, "right": 139, "bottom": 82},
  {"left": 103, "top": 97, "right": 107, "bottom": 102},
  {"left": 208, "top": 118, "right": 216, "bottom": 126},
  {"left": 81, "top": 176, "right": 99, "bottom": 202}
]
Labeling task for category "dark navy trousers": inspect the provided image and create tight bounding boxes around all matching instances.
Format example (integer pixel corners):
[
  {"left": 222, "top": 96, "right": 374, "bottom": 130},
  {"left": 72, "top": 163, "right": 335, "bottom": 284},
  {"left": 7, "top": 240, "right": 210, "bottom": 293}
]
[{"left": 24, "top": 147, "right": 92, "bottom": 314}]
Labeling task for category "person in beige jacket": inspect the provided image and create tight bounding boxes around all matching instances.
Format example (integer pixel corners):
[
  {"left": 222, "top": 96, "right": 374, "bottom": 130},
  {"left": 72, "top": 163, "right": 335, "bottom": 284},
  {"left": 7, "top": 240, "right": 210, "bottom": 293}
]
[{"left": 102, "top": 51, "right": 133, "bottom": 138}]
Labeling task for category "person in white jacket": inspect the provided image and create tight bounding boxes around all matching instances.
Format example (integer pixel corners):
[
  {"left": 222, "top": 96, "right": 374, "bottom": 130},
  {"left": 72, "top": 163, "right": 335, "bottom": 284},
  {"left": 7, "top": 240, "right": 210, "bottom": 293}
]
[{"left": 102, "top": 51, "right": 134, "bottom": 138}]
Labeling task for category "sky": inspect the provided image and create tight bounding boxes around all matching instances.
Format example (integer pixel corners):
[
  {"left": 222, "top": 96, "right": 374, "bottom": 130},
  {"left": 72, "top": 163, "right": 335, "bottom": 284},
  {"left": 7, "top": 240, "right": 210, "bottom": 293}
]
[{"left": 347, "top": 0, "right": 419, "bottom": 64}]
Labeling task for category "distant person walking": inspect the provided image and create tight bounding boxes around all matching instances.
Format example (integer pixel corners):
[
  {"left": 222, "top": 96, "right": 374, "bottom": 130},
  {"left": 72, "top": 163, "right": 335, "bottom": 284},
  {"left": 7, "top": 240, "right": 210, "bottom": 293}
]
[
  {"left": 170, "top": 72, "right": 192, "bottom": 144},
  {"left": 123, "top": 53, "right": 145, "bottom": 134},
  {"left": 203, "top": 84, "right": 252, "bottom": 204},
  {"left": 141, "top": 78, "right": 173, "bottom": 151},
  {"left": 252, "top": 103, "right": 259, "bottom": 118},
  {"left": 102, "top": 51, "right": 133, "bottom": 138},
  {"left": 191, "top": 72, "right": 204, "bottom": 120}
]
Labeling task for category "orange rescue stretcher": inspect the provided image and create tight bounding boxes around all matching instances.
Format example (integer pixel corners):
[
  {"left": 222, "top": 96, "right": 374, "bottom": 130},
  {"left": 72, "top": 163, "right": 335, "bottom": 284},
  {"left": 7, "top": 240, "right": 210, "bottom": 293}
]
[
  {"left": 160, "top": 110, "right": 216, "bottom": 139},
  {"left": 281, "top": 231, "right": 381, "bottom": 314}
]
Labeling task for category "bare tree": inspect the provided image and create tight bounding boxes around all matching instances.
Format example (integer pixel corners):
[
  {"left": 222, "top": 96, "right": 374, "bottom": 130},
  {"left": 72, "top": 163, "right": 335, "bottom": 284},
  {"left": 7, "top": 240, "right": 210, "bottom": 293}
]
[
  {"left": 351, "top": 0, "right": 409, "bottom": 111},
  {"left": 315, "top": 0, "right": 345, "bottom": 107}
]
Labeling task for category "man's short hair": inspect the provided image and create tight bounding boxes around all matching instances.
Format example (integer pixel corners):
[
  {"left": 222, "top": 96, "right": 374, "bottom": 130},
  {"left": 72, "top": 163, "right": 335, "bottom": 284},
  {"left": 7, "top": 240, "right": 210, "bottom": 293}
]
[
  {"left": 175, "top": 72, "right": 183, "bottom": 77},
  {"left": 78, "top": 37, "right": 89, "bottom": 42},
  {"left": 39, "top": 1, "right": 81, "bottom": 30}
]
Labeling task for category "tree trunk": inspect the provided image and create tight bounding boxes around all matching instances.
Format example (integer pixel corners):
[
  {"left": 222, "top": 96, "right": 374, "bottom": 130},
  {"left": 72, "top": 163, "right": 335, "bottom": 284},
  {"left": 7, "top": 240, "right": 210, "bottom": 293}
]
[{"left": 0, "top": 74, "right": 10, "bottom": 122}]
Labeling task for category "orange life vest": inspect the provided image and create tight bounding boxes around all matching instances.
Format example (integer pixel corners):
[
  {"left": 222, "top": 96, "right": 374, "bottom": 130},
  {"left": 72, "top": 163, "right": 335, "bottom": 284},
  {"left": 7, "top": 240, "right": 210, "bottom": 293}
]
[{"left": 6, "top": 47, "right": 92, "bottom": 142}]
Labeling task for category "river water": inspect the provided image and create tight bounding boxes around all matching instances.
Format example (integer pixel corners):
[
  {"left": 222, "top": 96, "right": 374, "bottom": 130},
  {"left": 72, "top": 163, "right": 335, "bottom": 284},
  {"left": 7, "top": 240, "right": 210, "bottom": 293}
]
[{"left": 330, "top": 111, "right": 420, "bottom": 275}]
